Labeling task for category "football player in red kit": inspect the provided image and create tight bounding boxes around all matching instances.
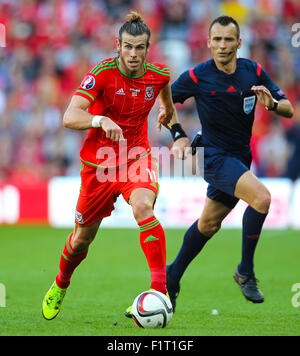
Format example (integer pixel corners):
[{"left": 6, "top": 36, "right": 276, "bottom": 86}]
[{"left": 42, "top": 11, "right": 174, "bottom": 321}]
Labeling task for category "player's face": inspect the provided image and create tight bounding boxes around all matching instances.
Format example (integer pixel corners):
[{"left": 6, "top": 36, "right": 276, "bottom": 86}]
[
  {"left": 117, "top": 32, "right": 149, "bottom": 76},
  {"left": 208, "top": 23, "right": 241, "bottom": 66}
]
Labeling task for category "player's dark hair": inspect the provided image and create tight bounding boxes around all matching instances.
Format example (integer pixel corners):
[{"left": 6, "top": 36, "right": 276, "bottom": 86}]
[
  {"left": 209, "top": 16, "right": 240, "bottom": 39},
  {"left": 119, "top": 11, "right": 151, "bottom": 47}
]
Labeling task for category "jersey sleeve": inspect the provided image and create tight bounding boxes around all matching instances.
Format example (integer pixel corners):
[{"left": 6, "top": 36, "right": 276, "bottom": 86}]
[
  {"left": 171, "top": 69, "right": 198, "bottom": 104},
  {"left": 146, "top": 62, "right": 171, "bottom": 87},
  {"left": 258, "top": 65, "right": 287, "bottom": 101},
  {"left": 75, "top": 64, "right": 105, "bottom": 103}
]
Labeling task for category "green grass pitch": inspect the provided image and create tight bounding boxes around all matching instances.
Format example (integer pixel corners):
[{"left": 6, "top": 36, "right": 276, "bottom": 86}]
[{"left": 0, "top": 225, "right": 299, "bottom": 336}]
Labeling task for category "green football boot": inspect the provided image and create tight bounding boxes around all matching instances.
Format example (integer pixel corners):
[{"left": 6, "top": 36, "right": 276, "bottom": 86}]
[{"left": 42, "top": 281, "right": 67, "bottom": 320}]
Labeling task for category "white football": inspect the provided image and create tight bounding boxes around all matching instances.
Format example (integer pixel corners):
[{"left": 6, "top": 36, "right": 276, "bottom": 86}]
[{"left": 131, "top": 290, "right": 173, "bottom": 328}]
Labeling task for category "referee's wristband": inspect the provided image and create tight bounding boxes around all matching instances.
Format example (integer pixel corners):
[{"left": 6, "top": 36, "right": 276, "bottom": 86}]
[
  {"left": 170, "top": 123, "right": 188, "bottom": 141},
  {"left": 265, "top": 98, "right": 279, "bottom": 111},
  {"left": 92, "top": 115, "right": 105, "bottom": 128}
]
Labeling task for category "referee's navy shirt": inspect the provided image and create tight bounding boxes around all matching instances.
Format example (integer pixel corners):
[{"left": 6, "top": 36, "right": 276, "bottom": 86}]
[{"left": 171, "top": 58, "right": 287, "bottom": 155}]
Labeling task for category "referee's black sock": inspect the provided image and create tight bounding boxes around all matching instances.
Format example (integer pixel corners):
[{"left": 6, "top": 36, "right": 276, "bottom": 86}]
[
  {"left": 238, "top": 206, "right": 267, "bottom": 276},
  {"left": 168, "top": 220, "right": 211, "bottom": 284}
]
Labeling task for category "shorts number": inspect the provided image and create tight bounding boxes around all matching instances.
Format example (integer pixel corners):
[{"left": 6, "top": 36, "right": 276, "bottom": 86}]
[{"left": 146, "top": 168, "right": 157, "bottom": 182}]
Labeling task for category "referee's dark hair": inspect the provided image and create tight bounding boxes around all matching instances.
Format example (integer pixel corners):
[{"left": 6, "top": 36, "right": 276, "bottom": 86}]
[
  {"left": 209, "top": 16, "right": 240, "bottom": 39},
  {"left": 119, "top": 11, "right": 151, "bottom": 48}
]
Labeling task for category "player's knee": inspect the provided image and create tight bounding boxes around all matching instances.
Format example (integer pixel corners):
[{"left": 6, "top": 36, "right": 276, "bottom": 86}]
[
  {"left": 252, "top": 189, "right": 271, "bottom": 213},
  {"left": 132, "top": 199, "right": 154, "bottom": 222},
  {"left": 198, "top": 219, "right": 221, "bottom": 238},
  {"left": 72, "top": 231, "right": 95, "bottom": 251}
]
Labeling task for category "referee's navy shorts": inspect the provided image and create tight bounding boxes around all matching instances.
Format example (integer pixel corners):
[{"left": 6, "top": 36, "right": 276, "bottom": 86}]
[{"left": 203, "top": 146, "right": 252, "bottom": 210}]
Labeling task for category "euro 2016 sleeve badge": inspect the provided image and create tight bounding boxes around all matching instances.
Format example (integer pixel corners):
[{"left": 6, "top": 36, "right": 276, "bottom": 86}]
[
  {"left": 145, "top": 86, "right": 154, "bottom": 100},
  {"left": 81, "top": 75, "right": 96, "bottom": 90}
]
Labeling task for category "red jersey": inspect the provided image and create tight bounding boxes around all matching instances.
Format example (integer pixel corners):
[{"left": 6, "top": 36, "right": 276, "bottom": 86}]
[{"left": 75, "top": 57, "right": 171, "bottom": 167}]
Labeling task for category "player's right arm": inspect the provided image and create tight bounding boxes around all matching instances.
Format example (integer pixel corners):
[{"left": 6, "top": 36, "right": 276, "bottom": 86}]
[
  {"left": 167, "top": 69, "right": 199, "bottom": 160},
  {"left": 63, "top": 95, "right": 124, "bottom": 142},
  {"left": 157, "top": 83, "right": 175, "bottom": 130}
]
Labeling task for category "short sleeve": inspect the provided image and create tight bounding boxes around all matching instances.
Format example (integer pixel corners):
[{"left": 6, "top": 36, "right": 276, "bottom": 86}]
[
  {"left": 75, "top": 64, "right": 105, "bottom": 103},
  {"left": 258, "top": 66, "right": 287, "bottom": 101},
  {"left": 171, "top": 69, "right": 197, "bottom": 104},
  {"left": 146, "top": 62, "right": 171, "bottom": 87}
]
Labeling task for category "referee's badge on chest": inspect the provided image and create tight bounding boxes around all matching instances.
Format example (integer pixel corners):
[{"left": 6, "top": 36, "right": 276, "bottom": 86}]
[{"left": 243, "top": 95, "right": 256, "bottom": 114}]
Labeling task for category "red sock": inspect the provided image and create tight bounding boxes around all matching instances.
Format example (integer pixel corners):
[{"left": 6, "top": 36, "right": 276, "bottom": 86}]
[
  {"left": 56, "top": 233, "right": 88, "bottom": 289},
  {"left": 138, "top": 216, "right": 167, "bottom": 295}
]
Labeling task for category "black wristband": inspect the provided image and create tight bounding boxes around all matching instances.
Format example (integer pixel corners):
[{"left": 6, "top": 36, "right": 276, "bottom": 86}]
[
  {"left": 170, "top": 123, "right": 188, "bottom": 141},
  {"left": 266, "top": 98, "right": 279, "bottom": 111}
]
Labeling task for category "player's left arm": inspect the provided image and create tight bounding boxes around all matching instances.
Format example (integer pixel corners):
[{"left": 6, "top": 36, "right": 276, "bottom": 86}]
[
  {"left": 251, "top": 85, "right": 294, "bottom": 118},
  {"left": 157, "top": 83, "right": 175, "bottom": 131}
]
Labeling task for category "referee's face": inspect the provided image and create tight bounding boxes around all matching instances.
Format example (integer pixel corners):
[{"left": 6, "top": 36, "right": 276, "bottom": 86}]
[{"left": 208, "top": 23, "right": 241, "bottom": 66}]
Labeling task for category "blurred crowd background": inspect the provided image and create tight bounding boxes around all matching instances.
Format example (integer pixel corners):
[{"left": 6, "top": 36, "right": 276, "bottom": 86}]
[{"left": 0, "top": 0, "right": 300, "bottom": 182}]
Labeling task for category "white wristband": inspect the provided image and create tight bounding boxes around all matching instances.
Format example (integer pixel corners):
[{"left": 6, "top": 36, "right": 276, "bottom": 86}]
[{"left": 92, "top": 115, "right": 104, "bottom": 128}]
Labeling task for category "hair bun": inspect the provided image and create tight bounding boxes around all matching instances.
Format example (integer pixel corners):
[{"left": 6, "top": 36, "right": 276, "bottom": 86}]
[{"left": 128, "top": 11, "right": 144, "bottom": 23}]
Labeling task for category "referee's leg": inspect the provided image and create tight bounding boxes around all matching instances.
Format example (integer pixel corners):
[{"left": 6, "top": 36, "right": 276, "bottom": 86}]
[
  {"left": 233, "top": 171, "right": 269, "bottom": 303},
  {"left": 166, "top": 197, "right": 231, "bottom": 310},
  {"left": 198, "top": 197, "right": 232, "bottom": 237},
  {"left": 234, "top": 171, "right": 270, "bottom": 272},
  {"left": 234, "top": 170, "right": 271, "bottom": 213},
  {"left": 168, "top": 197, "right": 231, "bottom": 282}
]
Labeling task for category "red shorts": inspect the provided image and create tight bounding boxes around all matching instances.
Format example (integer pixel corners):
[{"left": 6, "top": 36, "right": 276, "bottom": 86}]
[{"left": 75, "top": 155, "right": 159, "bottom": 226}]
